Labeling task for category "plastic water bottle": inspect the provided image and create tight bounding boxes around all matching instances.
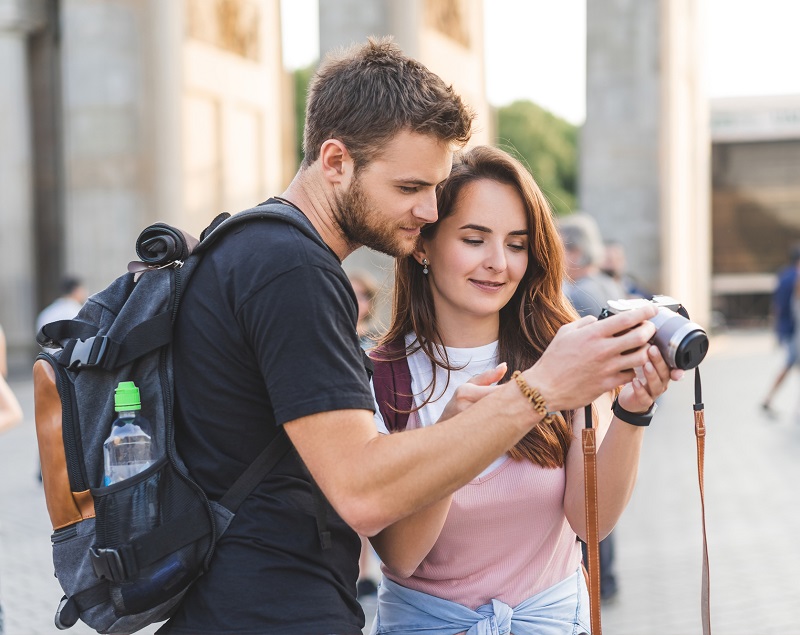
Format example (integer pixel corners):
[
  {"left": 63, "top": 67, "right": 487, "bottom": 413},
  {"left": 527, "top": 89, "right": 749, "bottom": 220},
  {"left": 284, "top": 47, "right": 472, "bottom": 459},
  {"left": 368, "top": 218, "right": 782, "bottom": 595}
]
[{"left": 103, "top": 381, "right": 155, "bottom": 486}]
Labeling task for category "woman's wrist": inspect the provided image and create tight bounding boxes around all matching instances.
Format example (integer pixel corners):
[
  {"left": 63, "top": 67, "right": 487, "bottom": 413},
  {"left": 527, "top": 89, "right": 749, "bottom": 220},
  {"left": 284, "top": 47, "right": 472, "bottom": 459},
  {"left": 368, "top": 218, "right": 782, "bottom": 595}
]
[{"left": 612, "top": 397, "right": 657, "bottom": 427}]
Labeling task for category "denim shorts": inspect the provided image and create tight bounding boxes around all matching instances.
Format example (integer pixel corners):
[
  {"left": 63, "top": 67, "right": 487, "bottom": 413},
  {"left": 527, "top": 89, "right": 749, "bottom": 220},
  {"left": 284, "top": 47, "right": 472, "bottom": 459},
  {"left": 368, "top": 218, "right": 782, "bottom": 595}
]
[{"left": 370, "top": 567, "right": 591, "bottom": 635}]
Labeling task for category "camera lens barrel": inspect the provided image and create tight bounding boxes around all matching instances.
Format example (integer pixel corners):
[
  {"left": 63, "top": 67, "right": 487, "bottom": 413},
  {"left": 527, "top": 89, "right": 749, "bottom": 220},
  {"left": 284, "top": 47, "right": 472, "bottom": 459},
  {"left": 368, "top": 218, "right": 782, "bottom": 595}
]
[{"left": 649, "top": 308, "right": 709, "bottom": 370}]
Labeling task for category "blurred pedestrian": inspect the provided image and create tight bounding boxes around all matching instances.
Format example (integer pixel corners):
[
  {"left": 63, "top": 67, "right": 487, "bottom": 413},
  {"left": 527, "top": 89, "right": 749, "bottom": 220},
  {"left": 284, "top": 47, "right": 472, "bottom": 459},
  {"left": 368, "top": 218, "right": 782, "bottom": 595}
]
[
  {"left": 347, "top": 269, "right": 382, "bottom": 597},
  {"left": 368, "top": 147, "right": 679, "bottom": 633},
  {"left": 0, "top": 323, "right": 24, "bottom": 634},
  {"left": 559, "top": 214, "right": 626, "bottom": 318},
  {"left": 35, "top": 275, "right": 88, "bottom": 335},
  {"left": 761, "top": 244, "right": 800, "bottom": 416},
  {"left": 349, "top": 269, "right": 381, "bottom": 350},
  {"left": 601, "top": 240, "right": 651, "bottom": 299},
  {"left": 0, "top": 324, "right": 22, "bottom": 433},
  {"left": 558, "top": 214, "right": 625, "bottom": 602}
]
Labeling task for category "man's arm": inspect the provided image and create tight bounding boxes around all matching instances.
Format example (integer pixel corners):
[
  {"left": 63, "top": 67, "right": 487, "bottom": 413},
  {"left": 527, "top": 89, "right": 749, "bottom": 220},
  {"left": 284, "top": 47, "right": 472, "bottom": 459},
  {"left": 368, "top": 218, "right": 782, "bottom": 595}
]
[{"left": 285, "top": 305, "right": 659, "bottom": 537}]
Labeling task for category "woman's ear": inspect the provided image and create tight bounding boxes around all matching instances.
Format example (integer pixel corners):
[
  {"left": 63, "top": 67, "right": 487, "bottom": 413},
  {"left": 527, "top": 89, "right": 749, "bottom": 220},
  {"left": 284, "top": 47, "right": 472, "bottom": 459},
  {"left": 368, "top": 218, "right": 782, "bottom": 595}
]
[
  {"left": 412, "top": 241, "right": 427, "bottom": 266},
  {"left": 319, "top": 139, "right": 354, "bottom": 186}
]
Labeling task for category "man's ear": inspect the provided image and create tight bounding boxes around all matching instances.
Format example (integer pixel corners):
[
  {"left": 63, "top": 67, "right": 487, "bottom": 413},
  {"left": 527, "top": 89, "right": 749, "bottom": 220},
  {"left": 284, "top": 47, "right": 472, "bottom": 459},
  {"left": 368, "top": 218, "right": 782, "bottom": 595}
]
[{"left": 319, "top": 139, "right": 354, "bottom": 186}]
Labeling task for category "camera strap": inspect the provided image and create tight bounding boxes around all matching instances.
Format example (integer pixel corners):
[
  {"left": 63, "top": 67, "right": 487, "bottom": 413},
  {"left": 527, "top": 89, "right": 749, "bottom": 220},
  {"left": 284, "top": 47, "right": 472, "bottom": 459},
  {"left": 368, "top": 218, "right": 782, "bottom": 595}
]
[{"left": 582, "top": 367, "right": 710, "bottom": 635}]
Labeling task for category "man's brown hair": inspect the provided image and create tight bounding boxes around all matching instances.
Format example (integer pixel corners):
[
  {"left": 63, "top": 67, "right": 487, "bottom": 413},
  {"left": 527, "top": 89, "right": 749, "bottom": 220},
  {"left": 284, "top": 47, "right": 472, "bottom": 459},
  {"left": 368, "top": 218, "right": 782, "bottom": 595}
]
[{"left": 302, "top": 37, "right": 474, "bottom": 168}]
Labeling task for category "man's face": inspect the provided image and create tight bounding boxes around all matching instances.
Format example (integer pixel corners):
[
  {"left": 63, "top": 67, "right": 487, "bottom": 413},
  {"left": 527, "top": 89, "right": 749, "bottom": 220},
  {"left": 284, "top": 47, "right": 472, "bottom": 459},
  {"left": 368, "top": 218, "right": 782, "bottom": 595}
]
[{"left": 333, "top": 130, "right": 453, "bottom": 257}]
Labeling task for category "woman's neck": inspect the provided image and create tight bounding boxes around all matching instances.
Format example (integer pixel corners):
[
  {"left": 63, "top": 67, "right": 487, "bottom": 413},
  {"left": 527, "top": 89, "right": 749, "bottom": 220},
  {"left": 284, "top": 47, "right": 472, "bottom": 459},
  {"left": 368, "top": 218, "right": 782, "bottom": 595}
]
[{"left": 432, "top": 307, "right": 500, "bottom": 349}]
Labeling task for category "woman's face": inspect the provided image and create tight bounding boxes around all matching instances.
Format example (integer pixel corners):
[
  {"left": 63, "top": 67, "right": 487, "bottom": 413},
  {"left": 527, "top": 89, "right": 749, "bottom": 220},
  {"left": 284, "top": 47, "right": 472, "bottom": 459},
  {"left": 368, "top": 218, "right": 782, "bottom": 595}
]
[{"left": 420, "top": 178, "right": 529, "bottom": 329}]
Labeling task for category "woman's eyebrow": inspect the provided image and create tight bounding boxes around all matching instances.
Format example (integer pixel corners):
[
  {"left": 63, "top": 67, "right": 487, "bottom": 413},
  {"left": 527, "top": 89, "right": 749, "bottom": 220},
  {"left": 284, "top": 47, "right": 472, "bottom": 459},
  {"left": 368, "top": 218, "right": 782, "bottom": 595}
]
[{"left": 458, "top": 224, "right": 529, "bottom": 236}]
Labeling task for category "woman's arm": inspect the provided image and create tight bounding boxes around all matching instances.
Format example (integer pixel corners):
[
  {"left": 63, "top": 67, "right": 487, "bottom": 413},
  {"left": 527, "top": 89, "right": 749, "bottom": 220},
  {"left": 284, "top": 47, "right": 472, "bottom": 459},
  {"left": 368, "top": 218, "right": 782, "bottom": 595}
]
[
  {"left": 369, "top": 363, "right": 507, "bottom": 578},
  {"left": 563, "top": 345, "right": 682, "bottom": 540},
  {"left": 369, "top": 495, "right": 453, "bottom": 578}
]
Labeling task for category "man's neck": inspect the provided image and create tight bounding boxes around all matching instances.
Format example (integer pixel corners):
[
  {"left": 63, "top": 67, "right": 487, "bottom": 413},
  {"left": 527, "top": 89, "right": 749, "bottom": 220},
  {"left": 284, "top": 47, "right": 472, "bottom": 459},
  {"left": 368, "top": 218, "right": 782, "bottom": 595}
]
[{"left": 278, "top": 167, "right": 354, "bottom": 261}]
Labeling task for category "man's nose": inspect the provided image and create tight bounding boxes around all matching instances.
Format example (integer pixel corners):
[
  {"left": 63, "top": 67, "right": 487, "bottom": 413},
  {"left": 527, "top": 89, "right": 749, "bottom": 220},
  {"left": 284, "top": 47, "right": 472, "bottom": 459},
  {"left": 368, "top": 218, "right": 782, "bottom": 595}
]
[{"left": 413, "top": 190, "right": 438, "bottom": 224}]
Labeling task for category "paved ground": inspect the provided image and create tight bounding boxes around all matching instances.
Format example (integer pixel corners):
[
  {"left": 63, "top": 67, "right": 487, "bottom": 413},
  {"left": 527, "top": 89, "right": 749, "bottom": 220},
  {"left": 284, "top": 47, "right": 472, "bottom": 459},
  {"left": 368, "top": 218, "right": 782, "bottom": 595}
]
[{"left": 1, "top": 328, "right": 799, "bottom": 634}]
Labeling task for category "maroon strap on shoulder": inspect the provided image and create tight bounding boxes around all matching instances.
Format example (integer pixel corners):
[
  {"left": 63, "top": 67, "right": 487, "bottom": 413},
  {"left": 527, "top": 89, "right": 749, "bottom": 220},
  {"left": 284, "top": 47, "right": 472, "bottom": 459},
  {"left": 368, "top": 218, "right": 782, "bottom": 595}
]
[{"left": 370, "top": 338, "right": 412, "bottom": 432}]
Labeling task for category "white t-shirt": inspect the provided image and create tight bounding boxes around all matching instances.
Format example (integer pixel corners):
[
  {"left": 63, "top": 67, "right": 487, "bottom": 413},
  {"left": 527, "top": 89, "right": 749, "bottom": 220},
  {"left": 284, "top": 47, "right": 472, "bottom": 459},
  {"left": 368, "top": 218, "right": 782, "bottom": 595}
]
[{"left": 372, "top": 333, "right": 507, "bottom": 477}]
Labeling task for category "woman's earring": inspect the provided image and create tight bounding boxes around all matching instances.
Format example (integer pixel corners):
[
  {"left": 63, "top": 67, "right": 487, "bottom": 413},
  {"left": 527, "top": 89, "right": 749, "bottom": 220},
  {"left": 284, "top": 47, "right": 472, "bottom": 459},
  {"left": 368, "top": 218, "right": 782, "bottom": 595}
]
[{"left": 422, "top": 258, "right": 429, "bottom": 275}]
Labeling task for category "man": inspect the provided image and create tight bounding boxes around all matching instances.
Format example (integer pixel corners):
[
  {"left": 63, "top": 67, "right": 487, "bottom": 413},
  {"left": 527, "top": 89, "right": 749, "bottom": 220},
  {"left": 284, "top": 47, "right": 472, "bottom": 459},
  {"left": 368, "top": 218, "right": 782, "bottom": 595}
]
[
  {"left": 761, "top": 244, "right": 800, "bottom": 414},
  {"left": 559, "top": 214, "right": 627, "bottom": 318},
  {"left": 159, "top": 39, "right": 662, "bottom": 634},
  {"left": 35, "top": 276, "right": 88, "bottom": 335}
]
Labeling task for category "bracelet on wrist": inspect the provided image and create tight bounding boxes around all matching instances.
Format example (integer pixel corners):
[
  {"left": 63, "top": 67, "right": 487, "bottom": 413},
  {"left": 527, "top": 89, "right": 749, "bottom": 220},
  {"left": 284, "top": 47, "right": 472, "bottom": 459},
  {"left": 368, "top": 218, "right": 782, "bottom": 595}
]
[
  {"left": 511, "top": 371, "right": 557, "bottom": 425},
  {"left": 612, "top": 396, "right": 657, "bottom": 427}
]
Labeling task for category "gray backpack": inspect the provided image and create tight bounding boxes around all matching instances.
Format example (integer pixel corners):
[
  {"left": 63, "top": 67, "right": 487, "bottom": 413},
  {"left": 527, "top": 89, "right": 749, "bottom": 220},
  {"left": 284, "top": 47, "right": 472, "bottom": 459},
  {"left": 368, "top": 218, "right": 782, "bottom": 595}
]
[{"left": 33, "top": 203, "right": 329, "bottom": 633}]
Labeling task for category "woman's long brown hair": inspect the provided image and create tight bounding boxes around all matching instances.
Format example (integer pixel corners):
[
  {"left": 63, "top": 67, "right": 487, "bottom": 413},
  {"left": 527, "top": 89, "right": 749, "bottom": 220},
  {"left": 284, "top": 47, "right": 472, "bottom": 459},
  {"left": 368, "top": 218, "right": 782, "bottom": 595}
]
[{"left": 379, "top": 145, "right": 579, "bottom": 468}]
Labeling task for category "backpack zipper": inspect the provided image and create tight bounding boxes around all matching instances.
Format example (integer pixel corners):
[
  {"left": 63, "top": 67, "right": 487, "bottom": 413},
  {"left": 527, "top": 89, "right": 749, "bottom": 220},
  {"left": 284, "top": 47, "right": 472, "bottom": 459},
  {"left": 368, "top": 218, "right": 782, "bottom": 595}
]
[{"left": 37, "top": 352, "right": 90, "bottom": 492}]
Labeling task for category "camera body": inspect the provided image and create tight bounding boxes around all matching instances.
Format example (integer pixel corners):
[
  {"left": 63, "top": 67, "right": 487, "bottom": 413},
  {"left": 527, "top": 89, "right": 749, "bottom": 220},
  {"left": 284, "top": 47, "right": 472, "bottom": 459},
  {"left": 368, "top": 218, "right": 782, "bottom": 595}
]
[{"left": 598, "top": 295, "right": 709, "bottom": 370}]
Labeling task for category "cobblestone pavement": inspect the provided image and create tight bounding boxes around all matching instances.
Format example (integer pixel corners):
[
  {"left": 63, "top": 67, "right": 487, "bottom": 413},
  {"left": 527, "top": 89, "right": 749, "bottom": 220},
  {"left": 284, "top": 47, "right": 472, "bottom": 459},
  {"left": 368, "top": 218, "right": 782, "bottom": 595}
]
[{"left": 1, "top": 329, "right": 798, "bottom": 634}]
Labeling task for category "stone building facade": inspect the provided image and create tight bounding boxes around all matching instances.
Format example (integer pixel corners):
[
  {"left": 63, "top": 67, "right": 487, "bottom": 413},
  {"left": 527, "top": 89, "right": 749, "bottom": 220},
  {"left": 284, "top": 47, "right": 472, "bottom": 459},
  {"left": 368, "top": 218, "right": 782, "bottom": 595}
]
[
  {"left": 0, "top": 0, "right": 293, "bottom": 369},
  {"left": 580, "top": 0, "right": 711, "bottom": 326}
]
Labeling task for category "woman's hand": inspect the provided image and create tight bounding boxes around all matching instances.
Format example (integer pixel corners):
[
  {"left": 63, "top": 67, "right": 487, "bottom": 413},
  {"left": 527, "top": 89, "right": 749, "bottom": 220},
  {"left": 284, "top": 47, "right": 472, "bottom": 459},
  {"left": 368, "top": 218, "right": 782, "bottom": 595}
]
[
  {"left": 616, "top": 345, "right": 684, "bottom": 413},
  {"left": 438, "top": 362, "right": 507, "bottom": 423}
]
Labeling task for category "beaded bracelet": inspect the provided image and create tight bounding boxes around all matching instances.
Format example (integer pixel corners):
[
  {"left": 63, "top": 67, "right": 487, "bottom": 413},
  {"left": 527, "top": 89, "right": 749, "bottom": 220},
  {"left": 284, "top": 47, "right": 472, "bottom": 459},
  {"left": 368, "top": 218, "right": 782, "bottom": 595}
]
[{"left": 511, "top": 370, "right": 556, "bottom": 425}]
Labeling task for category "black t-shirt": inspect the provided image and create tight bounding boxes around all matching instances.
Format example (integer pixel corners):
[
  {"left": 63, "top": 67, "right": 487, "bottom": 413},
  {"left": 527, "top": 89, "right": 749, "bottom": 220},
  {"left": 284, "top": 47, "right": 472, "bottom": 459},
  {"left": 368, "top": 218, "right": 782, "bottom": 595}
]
[{"left": 157, "top": 208, "right": 375, "bottom": 634}]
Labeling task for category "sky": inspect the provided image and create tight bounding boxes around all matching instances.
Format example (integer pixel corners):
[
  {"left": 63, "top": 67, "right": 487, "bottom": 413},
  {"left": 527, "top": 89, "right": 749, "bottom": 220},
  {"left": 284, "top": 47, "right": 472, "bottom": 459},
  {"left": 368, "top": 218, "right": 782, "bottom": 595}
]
[{"left": 280, "top": 0, "right": 800, "bottom": 125}]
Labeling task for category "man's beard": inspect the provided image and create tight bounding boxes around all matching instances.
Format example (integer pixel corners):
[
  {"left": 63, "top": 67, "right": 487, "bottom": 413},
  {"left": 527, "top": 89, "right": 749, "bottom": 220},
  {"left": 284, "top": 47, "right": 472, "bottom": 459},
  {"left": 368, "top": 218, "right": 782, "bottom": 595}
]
[{"left": 333, "top": 177, "right": 416, "bottom": 258}]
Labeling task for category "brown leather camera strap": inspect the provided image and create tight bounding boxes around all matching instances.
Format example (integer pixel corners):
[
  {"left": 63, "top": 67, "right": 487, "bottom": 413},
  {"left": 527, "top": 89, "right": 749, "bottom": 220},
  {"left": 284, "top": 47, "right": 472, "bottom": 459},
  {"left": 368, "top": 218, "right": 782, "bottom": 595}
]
[
  {"left": 582, "top": 367, "right": 711, "bottom": 635},
  {"left": 582, "top": 403, "right": 602, "bottom": 635},
  {"left": 694, "top": 368, "right": 711, "bottom": 635}
]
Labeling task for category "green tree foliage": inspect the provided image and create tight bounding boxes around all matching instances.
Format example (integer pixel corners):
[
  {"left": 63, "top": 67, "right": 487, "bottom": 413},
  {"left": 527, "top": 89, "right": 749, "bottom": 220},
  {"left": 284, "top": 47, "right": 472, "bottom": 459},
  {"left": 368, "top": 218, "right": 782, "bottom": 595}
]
[
  {"left": 496, "top": 100, "right": 578, "bottom": 216},
  {"left": 293, "top": 63, "right": 316, "bottom": 167}
]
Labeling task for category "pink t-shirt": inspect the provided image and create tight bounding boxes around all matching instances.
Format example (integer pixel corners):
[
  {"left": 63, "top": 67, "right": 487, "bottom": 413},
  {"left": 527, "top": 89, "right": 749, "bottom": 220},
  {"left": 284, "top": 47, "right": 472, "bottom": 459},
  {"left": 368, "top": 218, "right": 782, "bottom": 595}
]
[
  {"left": 382, "top": 455, "right": 581, "bottom": 609},
  {"left": 376, "top": 338, "right": 581, "bottom": 610}
]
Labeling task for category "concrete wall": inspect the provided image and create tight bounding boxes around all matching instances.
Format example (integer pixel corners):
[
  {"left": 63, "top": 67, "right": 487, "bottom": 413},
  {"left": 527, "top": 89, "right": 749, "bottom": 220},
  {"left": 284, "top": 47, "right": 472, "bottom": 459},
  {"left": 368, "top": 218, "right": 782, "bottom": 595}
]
[
  {"left": 0, "top": 0, "right": 293, "bottom": 369},
  {"left": 580, "top": 0, "right": 710, "bottom": 326}
]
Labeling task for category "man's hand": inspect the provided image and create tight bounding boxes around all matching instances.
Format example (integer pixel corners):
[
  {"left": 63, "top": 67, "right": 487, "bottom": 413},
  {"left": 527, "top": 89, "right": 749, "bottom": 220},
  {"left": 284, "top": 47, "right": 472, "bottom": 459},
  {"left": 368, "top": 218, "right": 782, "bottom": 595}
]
[
  {"left": 439, "top": 363, "right": 507, "bottom": 422},
  {"left": 523, "top": 305, "right": 660, "bottom": 412}
]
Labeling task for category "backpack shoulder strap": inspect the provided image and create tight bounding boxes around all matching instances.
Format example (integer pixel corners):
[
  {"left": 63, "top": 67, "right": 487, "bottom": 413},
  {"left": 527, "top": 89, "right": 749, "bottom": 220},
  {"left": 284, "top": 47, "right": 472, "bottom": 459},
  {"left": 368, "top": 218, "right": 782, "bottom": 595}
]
[
  {"left": 194, "top": 200, "right": 330, "bottom": 256},
  {"left": 370, "top": 338, "right": 413, "bottom": 432}
]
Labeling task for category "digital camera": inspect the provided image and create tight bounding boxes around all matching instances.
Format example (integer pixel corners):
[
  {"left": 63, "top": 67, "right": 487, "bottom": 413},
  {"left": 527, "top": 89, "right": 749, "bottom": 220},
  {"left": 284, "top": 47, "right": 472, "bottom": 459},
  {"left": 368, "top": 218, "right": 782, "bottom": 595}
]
[{"left": 598, "top": 295, "right": 709, "bottom": 370}]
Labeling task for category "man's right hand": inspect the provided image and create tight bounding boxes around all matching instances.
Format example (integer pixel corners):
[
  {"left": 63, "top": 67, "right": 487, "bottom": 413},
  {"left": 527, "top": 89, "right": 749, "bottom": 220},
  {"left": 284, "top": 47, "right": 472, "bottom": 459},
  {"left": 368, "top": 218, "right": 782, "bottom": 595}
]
[{"left": 523, "top": 305, "right": 659, "bottom": 412}]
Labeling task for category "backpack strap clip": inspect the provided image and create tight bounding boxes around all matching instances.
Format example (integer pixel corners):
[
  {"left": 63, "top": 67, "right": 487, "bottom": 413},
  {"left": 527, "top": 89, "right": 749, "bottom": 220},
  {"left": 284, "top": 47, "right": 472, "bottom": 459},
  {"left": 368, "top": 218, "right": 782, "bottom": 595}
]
[
  {"left": 65, "top": 336, "right": 109, "bottom": 370},
  {"left": 88, "top": 544, "right": 132, "bottom": 582}
]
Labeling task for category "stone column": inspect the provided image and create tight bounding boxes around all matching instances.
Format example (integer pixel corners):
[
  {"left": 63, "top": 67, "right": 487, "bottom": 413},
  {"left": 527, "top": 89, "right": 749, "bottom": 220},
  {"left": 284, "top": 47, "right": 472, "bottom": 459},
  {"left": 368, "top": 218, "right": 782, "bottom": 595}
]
[{"left": 0, "top": 0, "right": 46, "bottom": 370}]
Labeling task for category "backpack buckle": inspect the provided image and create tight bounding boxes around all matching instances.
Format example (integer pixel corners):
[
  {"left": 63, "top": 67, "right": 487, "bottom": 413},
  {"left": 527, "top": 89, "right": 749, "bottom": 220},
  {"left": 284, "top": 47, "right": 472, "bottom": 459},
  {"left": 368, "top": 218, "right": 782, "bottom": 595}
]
[
  {"left": 89, "top": 546, "right": 129, "bottom": 582},
  {"left": 67, "top": 336, "right": 108, "bottom": 369}
]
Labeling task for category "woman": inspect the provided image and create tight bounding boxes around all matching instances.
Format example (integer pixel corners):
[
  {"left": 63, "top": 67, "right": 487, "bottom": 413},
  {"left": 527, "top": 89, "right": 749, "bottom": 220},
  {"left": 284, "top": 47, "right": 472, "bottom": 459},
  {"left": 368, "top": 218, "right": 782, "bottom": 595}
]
[{"left": 368, "top": 146, "right": 681, "bottom": 634}]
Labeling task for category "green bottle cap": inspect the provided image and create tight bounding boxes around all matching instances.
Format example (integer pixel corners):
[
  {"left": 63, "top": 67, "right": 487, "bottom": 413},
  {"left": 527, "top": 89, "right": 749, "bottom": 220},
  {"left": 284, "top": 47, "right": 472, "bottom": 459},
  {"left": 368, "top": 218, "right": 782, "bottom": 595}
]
[{"left": 115, "top": 381, "right": 142, "bottom": 411}]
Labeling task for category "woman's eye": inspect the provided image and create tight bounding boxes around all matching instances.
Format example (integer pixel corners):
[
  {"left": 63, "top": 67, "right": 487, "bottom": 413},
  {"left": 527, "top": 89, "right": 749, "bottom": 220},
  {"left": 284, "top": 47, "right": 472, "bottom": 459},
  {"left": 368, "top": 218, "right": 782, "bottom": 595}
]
[
  {"left": 509, "top": 243, "right": 527, "bottom": 252},
  {"left": 463, "top": 238, "right": 483, "bottom": 246}
]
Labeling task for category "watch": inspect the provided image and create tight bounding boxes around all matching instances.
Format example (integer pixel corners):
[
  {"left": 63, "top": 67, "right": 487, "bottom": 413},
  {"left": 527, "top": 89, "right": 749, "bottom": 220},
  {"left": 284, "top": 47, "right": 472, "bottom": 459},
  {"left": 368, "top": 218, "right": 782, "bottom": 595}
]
[{"left": 612, "top": 397, "right": 657, "bottom": 427}]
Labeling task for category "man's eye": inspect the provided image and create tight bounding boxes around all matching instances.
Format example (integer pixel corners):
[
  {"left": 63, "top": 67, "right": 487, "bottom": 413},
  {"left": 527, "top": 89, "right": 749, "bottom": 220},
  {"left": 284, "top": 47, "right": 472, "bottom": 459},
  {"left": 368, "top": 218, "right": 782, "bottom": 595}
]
[{"left": 398, "top": 185, "right": 419, "bottom": 194}]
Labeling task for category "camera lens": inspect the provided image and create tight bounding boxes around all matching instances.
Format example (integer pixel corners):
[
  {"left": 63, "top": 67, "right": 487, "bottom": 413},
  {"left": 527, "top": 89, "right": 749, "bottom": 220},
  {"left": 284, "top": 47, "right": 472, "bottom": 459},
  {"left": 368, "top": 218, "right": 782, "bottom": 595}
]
[
  {"left": 674, "top": 329, "right": 709, "bottom": 370},
  {"left": 650, "top": 308, "right": 709, "bottom": 370}
]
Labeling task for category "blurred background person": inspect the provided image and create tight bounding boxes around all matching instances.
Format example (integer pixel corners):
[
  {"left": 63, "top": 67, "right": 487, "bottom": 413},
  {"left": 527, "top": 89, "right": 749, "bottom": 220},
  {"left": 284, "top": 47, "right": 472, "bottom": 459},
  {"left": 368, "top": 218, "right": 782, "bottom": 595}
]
[
  {"left": 559, "top": 214, "right": 626, "bottom": 318},
  {"left": 601, "top": 239, "right": 651, "bottom": 299},
  {"left": 0, "top": 322, "right": 24, "bottom": 635},
  {"left": 761, "top": 244, "right": 800, "bottom": 416},
  {"left": 349, "top": 269, "right": 381, "bottom": 351},
  {"left": 35, "top": 275, "right": 88, "bottom": 335},
  {"left": 347, "top": 269, "right": 383, "bottom": 597}
]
